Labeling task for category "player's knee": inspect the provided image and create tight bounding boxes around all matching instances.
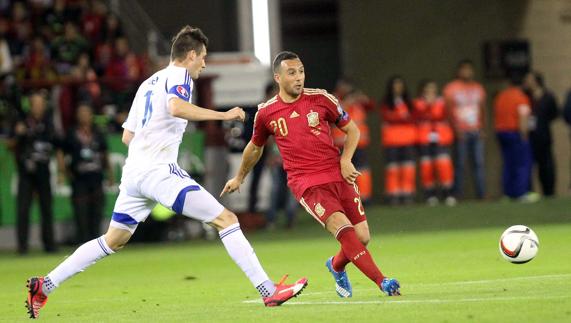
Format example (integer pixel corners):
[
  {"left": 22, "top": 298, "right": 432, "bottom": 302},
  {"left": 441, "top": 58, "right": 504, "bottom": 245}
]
[
  {"left": 210, "top": 209, "right": 239, "bottom": 231},
  {"left": 325, "top": 212, "right": 352, "bottom": 237},
  {"left": 358, "top": 233, "right": 370, "bottom": 246},
  {"left": 104, "top": 228, "right": 132, "bottom": 251},
  {"left": 355, "top": 223, "right": 371, "bottom": 245},
  {"left": 105, "top": 235, "right": 128, "bottom": 251}
]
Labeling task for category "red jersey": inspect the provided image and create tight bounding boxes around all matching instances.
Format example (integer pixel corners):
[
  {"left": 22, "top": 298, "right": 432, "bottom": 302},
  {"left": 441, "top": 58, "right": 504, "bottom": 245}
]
[{"left": 251, "top": 88, "right": 351, "bottom": 199}]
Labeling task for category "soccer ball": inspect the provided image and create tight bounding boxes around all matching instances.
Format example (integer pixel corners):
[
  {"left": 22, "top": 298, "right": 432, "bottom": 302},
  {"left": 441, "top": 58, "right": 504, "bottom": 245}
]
[{"left": 499, "top": 225, "right": 539, "bottom": 264}]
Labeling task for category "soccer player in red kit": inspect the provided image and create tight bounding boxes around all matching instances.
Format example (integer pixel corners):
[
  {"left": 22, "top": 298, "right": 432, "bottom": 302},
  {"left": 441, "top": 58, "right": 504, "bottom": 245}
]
[{"left": 221, "top": 51, "right": 400, "bottom": 298}]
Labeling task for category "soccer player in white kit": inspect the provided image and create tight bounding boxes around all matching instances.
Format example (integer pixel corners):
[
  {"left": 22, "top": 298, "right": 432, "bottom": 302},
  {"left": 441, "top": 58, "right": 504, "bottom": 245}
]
[{"left": 25, "top": 26, "right": 307, "bottom": 319}]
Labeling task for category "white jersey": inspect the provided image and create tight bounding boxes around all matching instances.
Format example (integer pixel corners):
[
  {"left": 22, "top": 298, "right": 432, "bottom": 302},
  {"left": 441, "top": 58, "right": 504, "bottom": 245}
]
[
  {"left": 122, "top": 63, "right": 193, "bottom": 173},
  {"left": 111, "top": 63, "right": 224, "bottom": 228}
]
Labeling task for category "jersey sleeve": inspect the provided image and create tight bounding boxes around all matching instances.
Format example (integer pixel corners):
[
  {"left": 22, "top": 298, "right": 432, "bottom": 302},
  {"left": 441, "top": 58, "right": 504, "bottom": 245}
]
[
  {"left": 166, "top": 68, "right": 192, "bottom": 103},
  {"left": 250, "top": 109, "right": 270, "bottom": 147},
  {"left": 122, "top": 99, "right": 138, "bottom": 132},
  {"left": 321, "top": 90, "right": 351, "bottom": 128}
]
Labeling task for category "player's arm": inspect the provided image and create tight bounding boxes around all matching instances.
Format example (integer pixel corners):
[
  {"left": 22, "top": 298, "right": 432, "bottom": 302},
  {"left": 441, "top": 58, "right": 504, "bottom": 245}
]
[
  {"left": 338, "top": 120, "right": 361, "bottom": 184},
  {"left": 220, "top": 141, "right": 265, "bottom": 197},
  {"left": 122, "top": 129, "right": 134, "bottom": 146},
  {"left": 168, "top": 98, "right": 245, "bottom": 122}
]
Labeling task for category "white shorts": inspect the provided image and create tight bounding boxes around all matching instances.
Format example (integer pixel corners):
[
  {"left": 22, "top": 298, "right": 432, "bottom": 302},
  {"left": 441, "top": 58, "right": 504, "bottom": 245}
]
[{"left": 111, "top": 163, "right": 225, "bottom": 229}]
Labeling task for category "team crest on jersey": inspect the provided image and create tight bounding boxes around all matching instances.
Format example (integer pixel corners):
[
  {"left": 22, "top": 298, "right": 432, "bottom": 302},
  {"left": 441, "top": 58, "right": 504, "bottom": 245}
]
[
  {"left": 176, "top": 85, "right": 189, "bottom": 99},
  {"left": 315, "top": 203, "right": 325, "bottom": 217},
  {"left": 307, "top": 110, "right": 319, "bottom": 127}
]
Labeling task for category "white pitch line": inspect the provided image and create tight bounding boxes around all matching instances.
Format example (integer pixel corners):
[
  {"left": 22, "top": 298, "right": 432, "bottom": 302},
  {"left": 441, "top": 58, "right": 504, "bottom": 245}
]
[
  {"left": 243, "top": 295, "right": 570, "bottom": 305},
  {"left": 286, "top": 273, "right": 571, "bottom": 297}
]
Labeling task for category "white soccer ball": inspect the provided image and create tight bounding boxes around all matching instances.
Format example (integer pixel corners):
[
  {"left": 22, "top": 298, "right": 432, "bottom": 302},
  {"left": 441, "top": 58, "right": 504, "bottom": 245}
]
[{"left": 499, "top": 225, "right": 539, "bottom": 264}]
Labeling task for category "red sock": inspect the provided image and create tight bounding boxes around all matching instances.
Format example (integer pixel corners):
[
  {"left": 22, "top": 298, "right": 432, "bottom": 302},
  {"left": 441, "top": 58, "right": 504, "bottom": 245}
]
[
  {"left": 332, "top": 249, "right": 350, "bottom": 272},
  {"left": 336, "top": 225, "right": 385, "bottom": 285}
]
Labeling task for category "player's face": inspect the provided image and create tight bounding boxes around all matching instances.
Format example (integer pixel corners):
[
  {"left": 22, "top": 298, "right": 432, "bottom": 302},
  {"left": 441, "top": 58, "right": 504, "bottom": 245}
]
[
  {"left": 276, "top": 59, "right": 305, "bottom": 98},
  {"left": 189, "top": 45, "right": 207, "bottom": 79}
]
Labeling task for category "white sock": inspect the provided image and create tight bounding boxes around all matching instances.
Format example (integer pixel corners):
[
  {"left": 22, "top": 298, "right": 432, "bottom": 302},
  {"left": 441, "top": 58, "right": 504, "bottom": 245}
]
[
  {"left": 43, "top": 236, "right": 114, "bottom": 295},
  {"left": 219, "top": 223, "right": 275, "bottom": 296}
]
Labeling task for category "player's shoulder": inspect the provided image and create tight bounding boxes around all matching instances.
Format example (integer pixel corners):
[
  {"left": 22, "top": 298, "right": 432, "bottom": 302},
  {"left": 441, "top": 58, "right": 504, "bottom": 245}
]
[
  {"left": 165, "top": 64, "right": 190, "bottom": 83},
  {"left": 303, "top": 88, "right": 339, "bottom": 106},
  {"left": 257, "top": 95, "right": 279, "bottom": 110}
]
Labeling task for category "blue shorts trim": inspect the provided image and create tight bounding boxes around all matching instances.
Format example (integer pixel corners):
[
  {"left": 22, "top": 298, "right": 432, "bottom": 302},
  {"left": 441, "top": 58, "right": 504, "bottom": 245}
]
[
  {"left": 111, "top": 212, "right": 138, "bottom": 225},
  {"left": 172, "top": 185, "right": 201, "bottom": 214}
]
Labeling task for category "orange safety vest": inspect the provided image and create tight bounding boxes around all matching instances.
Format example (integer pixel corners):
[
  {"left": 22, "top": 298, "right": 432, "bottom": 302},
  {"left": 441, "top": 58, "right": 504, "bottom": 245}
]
[
  {"left": 332, "top": 103, "right": 370, "bottom": 148},
  {"left": 381, "top": 100, "right": 417, "bottom": 147},
  {"left": 412, "top": 97, "right": 454, "bottom": 146}
]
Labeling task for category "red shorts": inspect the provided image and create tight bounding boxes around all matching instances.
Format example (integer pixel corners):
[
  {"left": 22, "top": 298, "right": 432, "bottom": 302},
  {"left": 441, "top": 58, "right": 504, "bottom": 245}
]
[{"left": 299, "top": 181, "right": 367, "bottom": 226}]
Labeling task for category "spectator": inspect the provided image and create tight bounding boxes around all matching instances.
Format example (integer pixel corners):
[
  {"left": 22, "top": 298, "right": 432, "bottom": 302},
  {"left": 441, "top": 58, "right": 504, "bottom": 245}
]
[
  {"left": 0, "top": 31, "right": 12, "bottom": 76},
  {"left": 105, "top": 37, "right": 141, "bottom": 109},
  {"left": 101, "top": 14, "right": 124, "bottom": 43},
  {"left": 563, "top": 88, "right": 571, "bottom": 191},
  {"left": 43, "top": 0, "right": 76, "bottom": 37},
  {"left": 413, "top": 80, "right": 456, "bottom": 206},
  {"left": 265, "top": 140, "right": 298, "bottom": 230},
  {"left": 71, "top": 52, "right": 101, "bottom": 105},
  {"left": 22, "top": 36, "right": 56, "bottom": 81},
  {"left": 7, "top": 91, "right": 58, "bottom": 254},
  {"left": 523, "top": 72, "right": 559, "bottom": 197},
  {"left": 58, "top": 103, "right": 111, "bottom": 243},
  {"left": 105, "top": 37, "right": 141, "bottom": 82},
  {"left": 443, "top": 60, "right": 487, "bottom": 199},
  {"left": 0, "top": 81, "right": 20, "bottom": 137},
  {"left": 494, "top": 75, "right": 536, "bottom": 202},
  {"left": 51, "top": 22, "right": 88, "bottom": 75},
  {"left": 380, "top": 76, "right": 417, "bottom": 205},
  {"left": 81, "top": 0, "right": 107, "bottom": 44},
  {"left": 93, "top": 40, "right": 112, "bottom": 76},
  {"left": 7, "top": 3, "right": 33, "bottom": 65}
]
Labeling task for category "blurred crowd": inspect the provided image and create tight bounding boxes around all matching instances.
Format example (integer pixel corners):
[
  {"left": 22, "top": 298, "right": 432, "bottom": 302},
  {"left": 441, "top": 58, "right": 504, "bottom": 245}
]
[
  {"left": 0, "top": 0, "right": 155, "bottom": 254},
  {"left": 0, "top": 0, "right": 155, "bottom": 137},
  {"left": 326, "top": 60, "right": 571, "bottom": 209}
]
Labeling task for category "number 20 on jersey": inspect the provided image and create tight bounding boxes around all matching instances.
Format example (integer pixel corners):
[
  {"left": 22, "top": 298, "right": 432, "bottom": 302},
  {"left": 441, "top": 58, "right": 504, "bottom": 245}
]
[{"left": 270, "top": 118, "right": 288, "bottom": 137}]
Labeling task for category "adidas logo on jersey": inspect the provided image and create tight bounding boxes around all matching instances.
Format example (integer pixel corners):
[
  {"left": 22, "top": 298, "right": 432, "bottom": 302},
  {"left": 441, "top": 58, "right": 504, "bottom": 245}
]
[{"left": 290, "top": 111, "right": 300, "bottom": 118}]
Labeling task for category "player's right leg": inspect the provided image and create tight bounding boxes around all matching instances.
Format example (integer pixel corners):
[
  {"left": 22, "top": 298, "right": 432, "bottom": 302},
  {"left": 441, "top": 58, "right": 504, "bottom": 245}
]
[
  {"left": 208, "top": 209, "right": 307, "bottom": 306},
  {"left": 161, "top": 166, "right": 307, "bottom": 306},
  {"left": 26, "top": 225, "right": 134, "bottom": 319},
  {"left": 26, "top": 181, "right": 150, "bottom": 319},
  {"left": 325, "top": 212, "right": 400, "bottom": 296}
]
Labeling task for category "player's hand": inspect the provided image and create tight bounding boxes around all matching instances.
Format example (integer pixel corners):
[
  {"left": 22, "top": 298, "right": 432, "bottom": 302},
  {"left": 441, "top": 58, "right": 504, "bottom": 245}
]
[
  {"left": 224, "top": 107, "right": 246, "bottom": 122},
  {"left": 340, "top": 158, "right": 361, "bottom": 184},
  {"left": 220, "top": 176, "right": 243, "bottom": 197}
]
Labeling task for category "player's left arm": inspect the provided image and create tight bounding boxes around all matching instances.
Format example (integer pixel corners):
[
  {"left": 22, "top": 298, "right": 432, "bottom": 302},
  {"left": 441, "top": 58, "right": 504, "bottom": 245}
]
[
  {"left": 122, "top": 129, "right": 134, "bottom": 146},
  {"left": 339, "top": 120, "right": 362, "bottom": 184},
  {"left": 323, "top": 90, "right": 361, "bottom": 184}
]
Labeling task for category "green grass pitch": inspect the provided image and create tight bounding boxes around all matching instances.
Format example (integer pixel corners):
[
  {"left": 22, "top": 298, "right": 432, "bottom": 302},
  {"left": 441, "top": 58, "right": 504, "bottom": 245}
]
[{"left": 1, "top": 198, "right": 570, "bottom": 322}]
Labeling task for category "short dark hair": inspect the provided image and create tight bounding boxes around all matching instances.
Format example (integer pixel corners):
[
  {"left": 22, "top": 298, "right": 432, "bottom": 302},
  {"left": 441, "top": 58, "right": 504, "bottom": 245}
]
[
  {"left": 272, "top": 51, "right": 299, "bottom": 73},
  {"left": 170, "top": 26, "right": 209, "bottom": 61},
  {"left": 457, "top": 59, "right": 474, "bottom": 69}
]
